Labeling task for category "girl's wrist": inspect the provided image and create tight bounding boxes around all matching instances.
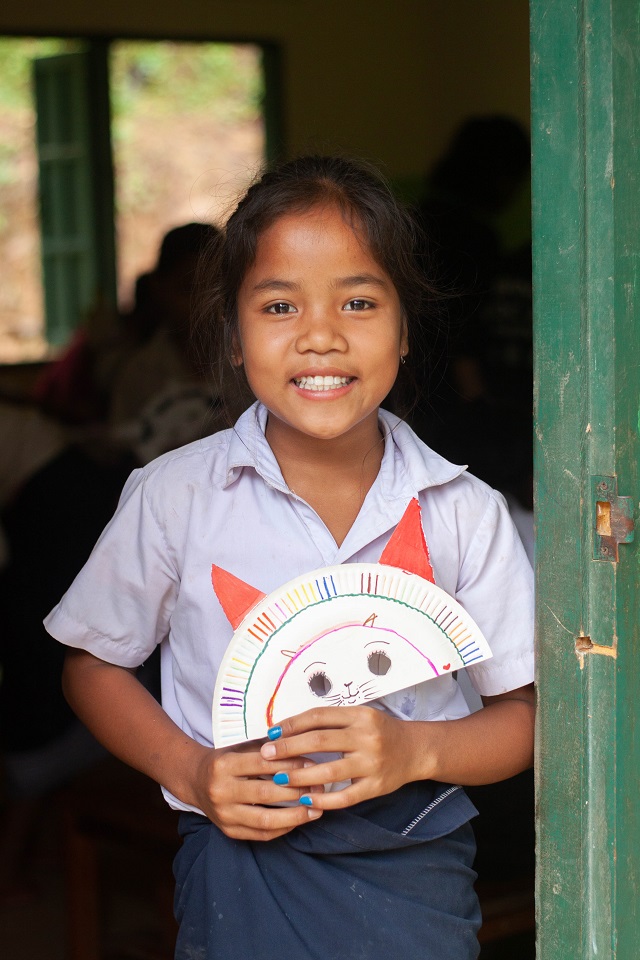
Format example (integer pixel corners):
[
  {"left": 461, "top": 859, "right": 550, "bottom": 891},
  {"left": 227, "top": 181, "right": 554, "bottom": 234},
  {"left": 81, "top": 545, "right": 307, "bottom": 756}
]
[
  {"left": 166, "top": 737, "right": 214, "bottom": 810},
  {"left": 401, "top": 720, "right": 441, "bottom": 784}
]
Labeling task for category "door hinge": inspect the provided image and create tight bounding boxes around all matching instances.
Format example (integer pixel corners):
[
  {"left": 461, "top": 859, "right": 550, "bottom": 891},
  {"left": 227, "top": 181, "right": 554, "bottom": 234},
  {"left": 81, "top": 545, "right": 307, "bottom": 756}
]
[{"left": 593, "top": 476, "right": 635, "bottom": 561}]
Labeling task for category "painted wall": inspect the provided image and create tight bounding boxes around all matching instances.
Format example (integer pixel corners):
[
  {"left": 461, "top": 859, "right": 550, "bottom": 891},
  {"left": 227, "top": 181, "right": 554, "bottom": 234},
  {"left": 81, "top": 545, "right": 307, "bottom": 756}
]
[{"left": 0, "top": 0, "right": 531, "bottom": 185}]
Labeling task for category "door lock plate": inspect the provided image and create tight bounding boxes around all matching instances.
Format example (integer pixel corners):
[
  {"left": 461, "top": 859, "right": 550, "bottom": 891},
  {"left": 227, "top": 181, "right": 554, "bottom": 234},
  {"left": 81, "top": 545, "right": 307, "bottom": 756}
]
[{"left": 593, "top": 476, "right": 635, "bottom": 561}]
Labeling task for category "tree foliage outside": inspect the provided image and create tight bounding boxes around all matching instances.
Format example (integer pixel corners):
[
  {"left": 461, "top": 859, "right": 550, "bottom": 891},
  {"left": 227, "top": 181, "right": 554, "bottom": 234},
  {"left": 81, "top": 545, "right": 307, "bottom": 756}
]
[{"left": 111, "top": 42, "right": 263, "bottom": 122}]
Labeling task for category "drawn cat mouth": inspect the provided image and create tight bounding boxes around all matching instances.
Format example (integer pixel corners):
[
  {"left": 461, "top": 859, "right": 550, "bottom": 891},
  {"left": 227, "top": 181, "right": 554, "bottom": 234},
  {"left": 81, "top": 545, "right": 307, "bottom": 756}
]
[{"left": 339, "top": 689, "right": 380, "bottom": 705}]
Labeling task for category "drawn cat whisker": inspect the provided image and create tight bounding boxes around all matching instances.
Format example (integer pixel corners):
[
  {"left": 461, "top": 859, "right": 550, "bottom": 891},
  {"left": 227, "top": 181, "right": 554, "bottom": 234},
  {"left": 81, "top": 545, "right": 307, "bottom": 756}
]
[{"left": 361, "top": 689, "right": 381, "bottom": 701}]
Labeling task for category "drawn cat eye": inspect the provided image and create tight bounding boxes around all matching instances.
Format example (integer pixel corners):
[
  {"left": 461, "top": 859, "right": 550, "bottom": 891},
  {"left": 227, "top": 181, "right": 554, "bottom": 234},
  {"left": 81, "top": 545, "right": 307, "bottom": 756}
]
[
  {"left": 367, "top": 650, "right": 392, "bottom": 676},
  {"left": 308, "top": 671, "right": 332, "bottom": 697}
]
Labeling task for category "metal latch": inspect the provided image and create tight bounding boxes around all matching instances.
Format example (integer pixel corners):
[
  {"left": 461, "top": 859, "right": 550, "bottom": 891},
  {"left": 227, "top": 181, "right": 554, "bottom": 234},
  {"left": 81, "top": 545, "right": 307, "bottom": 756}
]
[{"left": 593, "top": 476, "right": 635, "bottom": 561}]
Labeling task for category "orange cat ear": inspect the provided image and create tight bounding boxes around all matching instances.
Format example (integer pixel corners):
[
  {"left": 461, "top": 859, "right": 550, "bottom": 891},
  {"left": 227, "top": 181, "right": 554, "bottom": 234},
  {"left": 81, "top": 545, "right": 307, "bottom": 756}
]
[
  {"left": 379, "top": 498, "right": 435, "bottom": 583},
  {"left": 211, "top": 565, "right": 266, "bottom": 630}
]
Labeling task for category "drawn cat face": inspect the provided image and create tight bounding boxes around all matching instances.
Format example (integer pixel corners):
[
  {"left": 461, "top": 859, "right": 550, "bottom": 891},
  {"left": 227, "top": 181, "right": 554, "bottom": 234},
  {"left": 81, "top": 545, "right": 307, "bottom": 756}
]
[{"left": 267, "top": 621, "right": 438, "bottom": 724}]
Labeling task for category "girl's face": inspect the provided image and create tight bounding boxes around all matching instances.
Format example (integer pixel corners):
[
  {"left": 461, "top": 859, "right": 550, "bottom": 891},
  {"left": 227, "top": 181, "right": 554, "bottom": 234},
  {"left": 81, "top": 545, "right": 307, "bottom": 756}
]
[{"left": 235, "top": 204, "right": 407, "bottom": 450}]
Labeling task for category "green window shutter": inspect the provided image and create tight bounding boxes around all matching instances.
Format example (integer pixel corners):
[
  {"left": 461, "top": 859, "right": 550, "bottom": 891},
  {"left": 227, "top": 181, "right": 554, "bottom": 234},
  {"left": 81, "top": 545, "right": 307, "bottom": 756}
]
[{"left": 33, "top": 46, "right": 115, "bottom": 348}]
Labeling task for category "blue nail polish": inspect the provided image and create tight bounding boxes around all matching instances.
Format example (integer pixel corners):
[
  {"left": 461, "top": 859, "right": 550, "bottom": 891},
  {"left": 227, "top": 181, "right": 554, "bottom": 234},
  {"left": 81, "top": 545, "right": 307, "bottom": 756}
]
[
  {"left": 273, "top": 772, "right": 289, "bottom": 785},
  {"left": 267, "top": 725, "right": 282, "bottom": 741},
  {"left": 299, "top": 796, "right": 313, "bottom": 807}
]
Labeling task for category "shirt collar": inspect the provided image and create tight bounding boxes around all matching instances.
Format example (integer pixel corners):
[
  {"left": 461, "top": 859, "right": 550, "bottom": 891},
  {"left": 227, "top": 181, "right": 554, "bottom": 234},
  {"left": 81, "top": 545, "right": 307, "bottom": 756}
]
[
  {"left": 223, "top": 401, "right": 467, "bottom": 497},
  {"left": 224, "top": 402, "right": 288, "bottom": 491},
  {"left": 376, "top": 408, "right": 467, "bottom": 500}
]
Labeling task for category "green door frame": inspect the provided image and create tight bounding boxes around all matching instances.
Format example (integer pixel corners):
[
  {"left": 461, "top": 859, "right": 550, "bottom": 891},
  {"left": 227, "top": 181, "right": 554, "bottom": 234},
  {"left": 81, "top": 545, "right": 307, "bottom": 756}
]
[{"left": 531, "top": 2, "right": 640, "bottom": 957}]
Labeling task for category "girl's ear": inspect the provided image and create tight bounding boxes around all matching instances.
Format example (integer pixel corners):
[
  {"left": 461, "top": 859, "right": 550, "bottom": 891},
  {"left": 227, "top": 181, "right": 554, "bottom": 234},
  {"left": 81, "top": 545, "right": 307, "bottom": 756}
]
[
  {"left": 230, "top": 332, "right": 243, "bottom": 367},
  {"left": 400, "top": 316, "right": 409, "bottom": 361}
]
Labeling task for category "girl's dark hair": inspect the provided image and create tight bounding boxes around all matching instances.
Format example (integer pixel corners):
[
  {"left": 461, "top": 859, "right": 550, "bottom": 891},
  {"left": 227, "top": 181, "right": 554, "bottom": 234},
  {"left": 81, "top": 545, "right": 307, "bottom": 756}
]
[{"left": 195, "top": 155, "right": 443, "bottom": 420}]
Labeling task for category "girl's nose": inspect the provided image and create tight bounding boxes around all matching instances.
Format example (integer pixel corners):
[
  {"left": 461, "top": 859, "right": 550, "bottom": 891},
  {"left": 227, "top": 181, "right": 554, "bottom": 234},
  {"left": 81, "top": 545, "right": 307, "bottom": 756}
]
[{"left": 295, "top": 310, "right": 348, "bottom": 354}]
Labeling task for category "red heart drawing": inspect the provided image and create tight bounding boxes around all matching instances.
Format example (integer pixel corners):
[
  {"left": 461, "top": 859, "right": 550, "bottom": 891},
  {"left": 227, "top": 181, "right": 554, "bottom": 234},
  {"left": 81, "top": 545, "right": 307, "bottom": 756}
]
[{"left": 442, "top": 663, "right": 451, "bottom": 671}]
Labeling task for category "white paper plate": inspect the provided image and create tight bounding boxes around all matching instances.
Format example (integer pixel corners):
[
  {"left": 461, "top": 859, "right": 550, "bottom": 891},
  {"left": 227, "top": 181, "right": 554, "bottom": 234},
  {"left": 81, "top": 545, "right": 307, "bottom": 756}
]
[{"left": 212, "top": 562, "right": 492, "bottom": 746}]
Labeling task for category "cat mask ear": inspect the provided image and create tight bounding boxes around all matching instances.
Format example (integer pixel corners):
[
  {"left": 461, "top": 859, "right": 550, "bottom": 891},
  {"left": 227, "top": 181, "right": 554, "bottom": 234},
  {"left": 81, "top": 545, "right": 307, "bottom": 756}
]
[
  {"left": 211, "top": 565, "right": 266, "bottom": 630},
  {"left": 379, "top": 498, "right": 435, "bottom": 583},
  {"left": 212, "top": 498, "right": 434, "bottom": 628}
]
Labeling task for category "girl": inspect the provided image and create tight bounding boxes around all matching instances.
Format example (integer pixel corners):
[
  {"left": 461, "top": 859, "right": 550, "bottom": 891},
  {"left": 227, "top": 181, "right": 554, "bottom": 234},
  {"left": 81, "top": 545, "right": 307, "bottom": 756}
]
[{"left": 45, "top": 156, "right": 534, "bottom": 960}]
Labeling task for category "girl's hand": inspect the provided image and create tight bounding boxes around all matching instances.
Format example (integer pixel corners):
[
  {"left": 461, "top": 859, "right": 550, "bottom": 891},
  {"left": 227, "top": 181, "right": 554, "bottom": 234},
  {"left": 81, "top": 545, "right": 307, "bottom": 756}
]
[
  {"left": 259, "top": 707, "right": 411, "bottom": 809},
  {"left": 259, "top": 686, "right": 536, "bottom": 811},
  {"left": 191, "top": 740, "right": 323, "bottom": 841}
]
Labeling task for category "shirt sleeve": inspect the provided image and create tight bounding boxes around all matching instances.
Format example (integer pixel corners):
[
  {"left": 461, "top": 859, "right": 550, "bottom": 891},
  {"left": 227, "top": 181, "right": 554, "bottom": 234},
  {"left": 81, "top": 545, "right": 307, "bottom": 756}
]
[
  {"left": 456, "top": 490, "right": 534, "bottom": 697},
  {"left": 44, "top": 468, "right": 180, "bottom": 668}
]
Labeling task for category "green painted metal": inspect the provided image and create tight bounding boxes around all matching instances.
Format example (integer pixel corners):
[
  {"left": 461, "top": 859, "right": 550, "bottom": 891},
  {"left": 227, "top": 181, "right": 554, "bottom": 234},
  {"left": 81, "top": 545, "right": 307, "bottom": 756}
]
[
  {"left": 34, "top": 49, "right": 97, "bottom": 345},
  {"left": 34, "top": 44, "right": 116, "bottom": 347},
  {"left": 531, "top": 1, "right": 640, "bottom": 957}
]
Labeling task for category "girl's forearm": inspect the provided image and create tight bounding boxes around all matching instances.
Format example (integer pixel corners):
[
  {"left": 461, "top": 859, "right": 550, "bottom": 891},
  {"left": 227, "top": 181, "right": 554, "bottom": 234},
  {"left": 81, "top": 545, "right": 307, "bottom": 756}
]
[
  {"left": 62, "top": 648, "right": 208, "bottom": 807},
  {"left": 402, "top": 686, "right": 535, "bottom": 786},
  {"left": 62, "top": 648, "right": 329, "bottom": 840}
]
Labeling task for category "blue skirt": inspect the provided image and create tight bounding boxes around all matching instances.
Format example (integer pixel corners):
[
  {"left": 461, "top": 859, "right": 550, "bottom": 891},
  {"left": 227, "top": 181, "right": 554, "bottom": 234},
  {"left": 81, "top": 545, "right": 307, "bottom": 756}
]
[{"left": 173, "top": 781, "right": 481, "bottom": 960}]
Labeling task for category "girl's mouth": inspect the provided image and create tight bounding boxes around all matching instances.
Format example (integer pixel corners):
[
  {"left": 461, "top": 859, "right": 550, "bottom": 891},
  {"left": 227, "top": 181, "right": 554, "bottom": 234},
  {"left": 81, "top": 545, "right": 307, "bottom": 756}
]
[{"left": 293, "top": 375, "right": 355, "bottom": 392}]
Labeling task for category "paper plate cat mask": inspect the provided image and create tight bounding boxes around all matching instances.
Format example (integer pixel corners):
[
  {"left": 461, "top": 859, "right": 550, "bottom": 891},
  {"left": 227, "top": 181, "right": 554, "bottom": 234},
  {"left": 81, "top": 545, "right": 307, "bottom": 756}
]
[{"left": 211, "top": 499, "right": 492, "bottom": 746}]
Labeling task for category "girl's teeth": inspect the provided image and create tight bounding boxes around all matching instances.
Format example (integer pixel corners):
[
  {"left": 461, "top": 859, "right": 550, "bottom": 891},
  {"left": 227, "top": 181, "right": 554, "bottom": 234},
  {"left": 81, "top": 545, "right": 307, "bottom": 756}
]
[{"left": 295, "top": 376, "right": 352, "bottom": 391}]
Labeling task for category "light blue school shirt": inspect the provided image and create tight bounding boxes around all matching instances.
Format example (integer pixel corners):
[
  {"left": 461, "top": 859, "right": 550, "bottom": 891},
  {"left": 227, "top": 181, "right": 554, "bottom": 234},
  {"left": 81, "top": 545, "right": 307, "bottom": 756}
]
[{"left": 45, "top": 402, "right": 534, "bottom": 813}]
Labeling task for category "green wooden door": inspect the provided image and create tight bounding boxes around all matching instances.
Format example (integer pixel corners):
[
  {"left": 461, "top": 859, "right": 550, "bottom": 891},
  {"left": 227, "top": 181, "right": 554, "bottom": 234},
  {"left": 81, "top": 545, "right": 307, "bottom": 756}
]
[{"left": 531, "top": 1, "right": 640, "bottom": 957}]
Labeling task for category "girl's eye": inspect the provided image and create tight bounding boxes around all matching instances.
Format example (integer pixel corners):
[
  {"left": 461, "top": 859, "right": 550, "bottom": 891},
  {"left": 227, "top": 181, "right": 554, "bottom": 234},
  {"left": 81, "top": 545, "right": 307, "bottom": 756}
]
[
  {"left": 266, "top": 302, "right": 295, "bottom": 315},
  {"left": 308, "top": 671, "right": 332, "bottom": 697},
  {"left": 367, "top": 651, "right": 391, "bottom": 676},
  {"left": 344, "top": 299, "right": 373, "bottom": 312}
]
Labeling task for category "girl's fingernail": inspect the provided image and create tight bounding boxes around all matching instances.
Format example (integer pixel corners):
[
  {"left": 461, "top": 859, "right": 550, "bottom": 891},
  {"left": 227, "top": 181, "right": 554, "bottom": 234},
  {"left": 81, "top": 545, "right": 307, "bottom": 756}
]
[
  {"left": 261, "top": 743, "right": 276, "bottom": 759},
  {"left": 303, "top": 761, "right": 315, "bottom": 768},
  {"left": 273, "top": 772, "right": 289, "bottom": 785},
  {"left": 267, "top": 726, "right": 282, "bottom": 741},
  {"left": 307, "top": 809, "right": 322, "bottom": 819},
  {"left": 299, "top": 795, "right": 313, "bottom": 807}
]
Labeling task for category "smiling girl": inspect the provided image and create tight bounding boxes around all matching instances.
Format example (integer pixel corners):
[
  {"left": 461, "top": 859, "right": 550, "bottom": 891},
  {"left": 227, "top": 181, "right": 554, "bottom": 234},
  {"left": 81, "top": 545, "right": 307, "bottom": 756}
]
[{"left": 46, "top": 156, "right": 534, "bottom": 959}]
